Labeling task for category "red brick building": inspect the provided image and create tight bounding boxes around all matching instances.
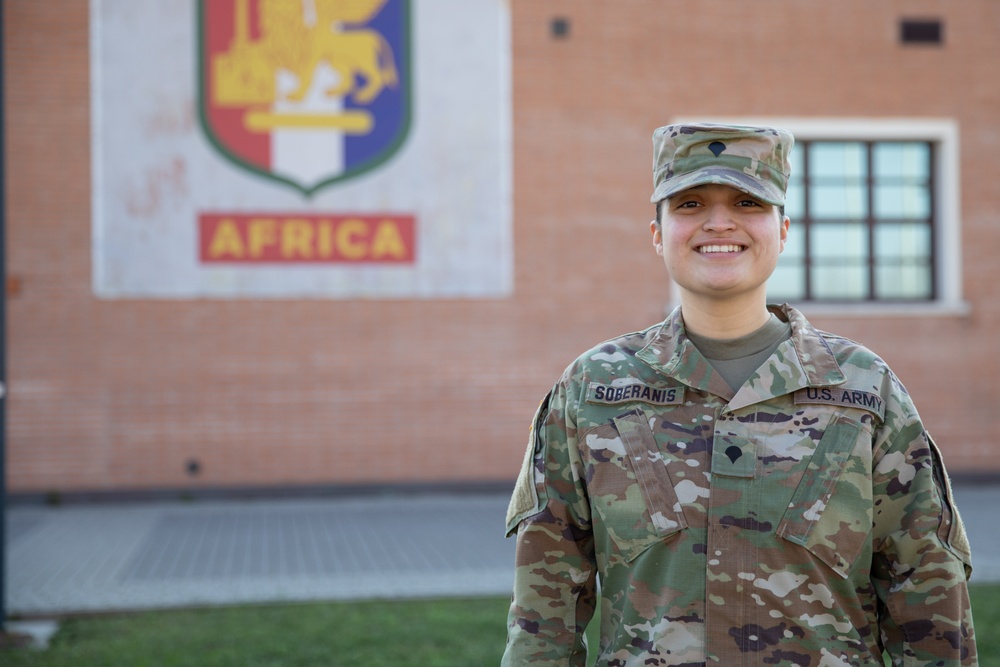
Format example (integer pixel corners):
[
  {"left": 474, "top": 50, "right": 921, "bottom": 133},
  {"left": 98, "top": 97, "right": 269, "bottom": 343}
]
[{"left": 4, "top": 0, "right": 999, "bottom": 497}]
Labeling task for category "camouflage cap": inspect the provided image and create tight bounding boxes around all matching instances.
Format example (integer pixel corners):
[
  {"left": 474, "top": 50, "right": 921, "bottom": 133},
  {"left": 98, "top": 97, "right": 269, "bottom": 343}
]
[{"left": 651, "top": 123, "right": 794, "bottom": 206}]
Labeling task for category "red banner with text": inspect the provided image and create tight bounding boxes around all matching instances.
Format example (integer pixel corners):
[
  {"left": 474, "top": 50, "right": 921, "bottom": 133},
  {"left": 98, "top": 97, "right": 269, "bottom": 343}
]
[{"left": 199, "top": 213, "right": 416, "bottom": 263}]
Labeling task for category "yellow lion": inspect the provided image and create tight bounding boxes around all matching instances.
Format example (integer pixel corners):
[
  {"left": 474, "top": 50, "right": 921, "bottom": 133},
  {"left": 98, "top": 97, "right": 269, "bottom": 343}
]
[{"left": 214, "top": 0, "right": 399, "bottom": 107}]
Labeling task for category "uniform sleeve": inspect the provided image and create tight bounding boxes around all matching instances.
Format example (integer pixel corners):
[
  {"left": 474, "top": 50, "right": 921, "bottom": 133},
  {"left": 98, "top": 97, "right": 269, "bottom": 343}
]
[
  {"left": 501, "top": 382, "right": 598, "bottom": 666},
  {"left": 871, "top": 387, "right": 977, "bottom": 666}
]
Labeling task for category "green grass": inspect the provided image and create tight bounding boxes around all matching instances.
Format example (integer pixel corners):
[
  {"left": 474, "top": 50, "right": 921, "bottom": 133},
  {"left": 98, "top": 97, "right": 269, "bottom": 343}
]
[
  {"left": 1, "top": 597, "right": 510, "bottom": 667},
  {"left": 1, "top": 584, "right": 997, "bottom": 666},
  {"left": 971, "top": 583, "right": 1000, "bottom": 659}
]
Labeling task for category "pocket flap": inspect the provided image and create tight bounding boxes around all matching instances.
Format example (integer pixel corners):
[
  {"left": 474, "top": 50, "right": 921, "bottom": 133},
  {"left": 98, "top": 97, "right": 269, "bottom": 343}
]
[
  {"left": 609, "top": 409, "right": 689, "bottom": 547},
  {"left": 776, "top": 414, "right": 870, "bottom": 578}
]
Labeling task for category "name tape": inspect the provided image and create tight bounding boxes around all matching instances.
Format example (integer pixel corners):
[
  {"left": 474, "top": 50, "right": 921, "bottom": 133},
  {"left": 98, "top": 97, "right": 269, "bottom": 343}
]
[
  {"left": 794, "top": 387, "right": 885, "bottom": 421},
  {"left": 586, "top": 382, "right": 685, "bottom": 406}
]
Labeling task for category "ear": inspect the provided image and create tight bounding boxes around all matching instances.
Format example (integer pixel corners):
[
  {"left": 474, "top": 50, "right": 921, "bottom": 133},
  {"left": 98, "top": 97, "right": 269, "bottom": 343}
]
[
  {"left": 649, "top": 220, "right": 664, "bottom": 256},
  {"left": 779, "top": 215, "right": 790, "bottom": 253}
]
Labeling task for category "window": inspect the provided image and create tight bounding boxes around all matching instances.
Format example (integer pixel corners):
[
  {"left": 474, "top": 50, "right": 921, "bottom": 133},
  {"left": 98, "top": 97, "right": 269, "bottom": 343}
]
[
  {"left": 674, "top": 118, "right": 964, "bottom": 314},
  {"left": 769, "top": 140, "right": 935, "bottom": 302}
]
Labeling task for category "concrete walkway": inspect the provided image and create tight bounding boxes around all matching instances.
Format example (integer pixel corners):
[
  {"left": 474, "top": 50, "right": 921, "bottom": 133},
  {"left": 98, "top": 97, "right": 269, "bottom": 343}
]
[
  {"left": 5, "top": 483, "right": 999, "bottom": 617},
  {"left": 6, "top": 493, "right": 515, "bottom": 617}
]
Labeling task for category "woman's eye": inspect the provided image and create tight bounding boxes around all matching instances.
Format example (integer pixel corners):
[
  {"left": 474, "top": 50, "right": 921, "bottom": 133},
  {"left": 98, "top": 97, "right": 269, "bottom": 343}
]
[{"left": 737, "top": 199, "right": 761, "bottom": 207}]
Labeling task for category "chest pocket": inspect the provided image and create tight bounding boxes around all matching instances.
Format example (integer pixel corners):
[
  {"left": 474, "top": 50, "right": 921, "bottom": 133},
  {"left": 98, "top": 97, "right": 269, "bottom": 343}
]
[
  {"left": 586, "top": 408, "right": 688, "bottom": 562},
  {"left": 776, "top": 414, "right": 873, "bottom": 578}
]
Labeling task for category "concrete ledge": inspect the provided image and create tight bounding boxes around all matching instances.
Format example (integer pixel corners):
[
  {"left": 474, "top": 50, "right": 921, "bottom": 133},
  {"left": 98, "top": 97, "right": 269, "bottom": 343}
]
[{"left": 6, "top": 480, "right": 517, "bottom": 507}]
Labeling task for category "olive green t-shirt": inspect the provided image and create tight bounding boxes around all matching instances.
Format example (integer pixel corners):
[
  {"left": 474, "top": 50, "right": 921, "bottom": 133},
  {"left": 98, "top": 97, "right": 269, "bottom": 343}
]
[{"left": 686, "top": 314, "right": 793, "bottom": 393}]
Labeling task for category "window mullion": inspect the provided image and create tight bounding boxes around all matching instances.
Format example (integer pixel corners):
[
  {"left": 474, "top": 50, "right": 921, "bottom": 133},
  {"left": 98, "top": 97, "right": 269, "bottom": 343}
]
[
  {"left": 928, "top": 141, "right": 938, "bottom": 301},
  {"left": 866, "top": 141, "right": 876, "bottom": 301},
  {"left": 803, "top": 141, "right": 813, "bottom": 300}
]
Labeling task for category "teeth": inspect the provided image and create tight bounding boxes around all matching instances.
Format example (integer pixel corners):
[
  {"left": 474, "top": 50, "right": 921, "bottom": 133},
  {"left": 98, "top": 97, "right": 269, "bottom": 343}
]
[{"left": 700, "top": 244, "right": 743, "bottom": 253}]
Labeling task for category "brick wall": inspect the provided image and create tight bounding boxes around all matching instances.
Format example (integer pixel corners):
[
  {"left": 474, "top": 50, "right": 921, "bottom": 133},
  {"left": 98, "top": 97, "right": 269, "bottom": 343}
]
[{"left": 5, "top": 0, "right": 999, "bottom": 495}]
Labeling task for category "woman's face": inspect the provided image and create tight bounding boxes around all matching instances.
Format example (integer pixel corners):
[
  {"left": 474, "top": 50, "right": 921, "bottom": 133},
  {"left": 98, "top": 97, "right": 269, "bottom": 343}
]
[{"left": 651, "top": 183, "right": 789, "bottom": 309}]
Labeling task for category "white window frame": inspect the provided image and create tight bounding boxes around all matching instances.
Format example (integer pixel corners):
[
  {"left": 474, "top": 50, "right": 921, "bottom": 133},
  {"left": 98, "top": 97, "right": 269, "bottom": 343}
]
[{"left": 669, "top": 117, "right": 968, "bottom": 317}]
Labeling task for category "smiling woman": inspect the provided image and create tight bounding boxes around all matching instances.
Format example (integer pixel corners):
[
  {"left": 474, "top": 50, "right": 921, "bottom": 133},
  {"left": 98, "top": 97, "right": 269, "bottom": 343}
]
[
  {"left": 501, "top": 123, "right": 978, "bottom": 667},
  {"left": 652, "top": 183, "right": 789, "bottom": 336}
]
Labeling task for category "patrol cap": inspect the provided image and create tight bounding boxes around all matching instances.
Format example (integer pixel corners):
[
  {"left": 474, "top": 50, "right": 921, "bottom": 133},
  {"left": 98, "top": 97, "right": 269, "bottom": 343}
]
[{"left": 651, "top": 123, "right": 794, "bottom": 206}]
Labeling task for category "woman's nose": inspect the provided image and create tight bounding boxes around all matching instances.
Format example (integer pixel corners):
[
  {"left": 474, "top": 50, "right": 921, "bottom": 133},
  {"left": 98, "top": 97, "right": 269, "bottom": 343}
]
[{"left": 702, "top": 204, "right": 736, "bottom": 230}]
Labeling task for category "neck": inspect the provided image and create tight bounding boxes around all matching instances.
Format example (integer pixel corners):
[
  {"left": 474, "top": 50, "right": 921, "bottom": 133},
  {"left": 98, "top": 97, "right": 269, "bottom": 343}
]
[{"left": 677, "top": 293, "right": 772, "bottom": 340}]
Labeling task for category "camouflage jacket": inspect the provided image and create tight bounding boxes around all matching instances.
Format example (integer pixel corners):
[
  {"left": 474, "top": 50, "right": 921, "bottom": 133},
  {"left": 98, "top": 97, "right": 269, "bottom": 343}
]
[{"left": 502, "top": 305, "right": 976, "bottom": 666}]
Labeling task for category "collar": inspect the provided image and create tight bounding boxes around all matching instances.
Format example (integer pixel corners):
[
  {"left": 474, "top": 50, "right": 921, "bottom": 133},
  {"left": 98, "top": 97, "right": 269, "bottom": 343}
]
[{"left": 636, "top": 304, "right": 847, "bottom": 407}]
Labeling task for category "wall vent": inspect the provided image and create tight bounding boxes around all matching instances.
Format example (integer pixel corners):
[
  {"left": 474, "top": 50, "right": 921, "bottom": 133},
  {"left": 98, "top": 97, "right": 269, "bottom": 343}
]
[
  {"left": 551, "top": 17, "right": 570, "bottom": 39},
  {"left": 900, "top": 19, "right": 943, "bottom": 45}
]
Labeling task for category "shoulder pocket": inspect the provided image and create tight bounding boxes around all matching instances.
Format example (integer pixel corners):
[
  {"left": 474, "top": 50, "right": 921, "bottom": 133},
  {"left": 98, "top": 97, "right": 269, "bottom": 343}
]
[
  {"left": 776, "top": 414, "right": 873, "bottom": 578},
  {"left": 587, "top": 407, "right": 688, "bottom": 561},
  {"left": 505, "top": 393, "right": 551, "bottom": 536},
  {"left": 926, "top": 432, "right": 972, "bottom": 569}
]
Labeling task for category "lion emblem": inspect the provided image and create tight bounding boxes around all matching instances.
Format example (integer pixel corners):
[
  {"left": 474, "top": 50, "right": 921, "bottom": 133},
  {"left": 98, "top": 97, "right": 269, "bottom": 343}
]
[{"left": 214, "top": 0, "right": 399, "bottom": 114}]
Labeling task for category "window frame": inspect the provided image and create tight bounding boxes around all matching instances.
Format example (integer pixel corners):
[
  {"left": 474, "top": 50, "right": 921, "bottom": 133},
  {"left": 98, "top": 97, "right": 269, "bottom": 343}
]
[{"left": 669, "top": 117, "right": 967, "bottom": 317}]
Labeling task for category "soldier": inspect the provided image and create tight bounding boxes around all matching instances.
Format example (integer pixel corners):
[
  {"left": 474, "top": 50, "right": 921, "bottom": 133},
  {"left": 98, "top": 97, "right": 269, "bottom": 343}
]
[{"left": 502, "top": 124, "right": 978, "bottom": 666}]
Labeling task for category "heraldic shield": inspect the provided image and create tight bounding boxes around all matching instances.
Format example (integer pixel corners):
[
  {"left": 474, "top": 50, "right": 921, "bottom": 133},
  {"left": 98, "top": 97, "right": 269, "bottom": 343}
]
[{"left": 198, "top": 0, "right": 411, "bottom": 196}]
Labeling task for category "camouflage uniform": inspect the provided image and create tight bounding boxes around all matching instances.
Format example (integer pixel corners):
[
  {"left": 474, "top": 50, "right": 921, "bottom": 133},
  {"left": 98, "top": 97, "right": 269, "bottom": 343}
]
[{"left": 503, "top": 304, "right": 977, "bottom": 666}]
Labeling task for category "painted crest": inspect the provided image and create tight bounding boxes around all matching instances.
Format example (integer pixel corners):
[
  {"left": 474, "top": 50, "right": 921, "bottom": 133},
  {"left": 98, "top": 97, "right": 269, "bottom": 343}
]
[{"left": 198, "top": 0, "right": 411, "bottom": 195}]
